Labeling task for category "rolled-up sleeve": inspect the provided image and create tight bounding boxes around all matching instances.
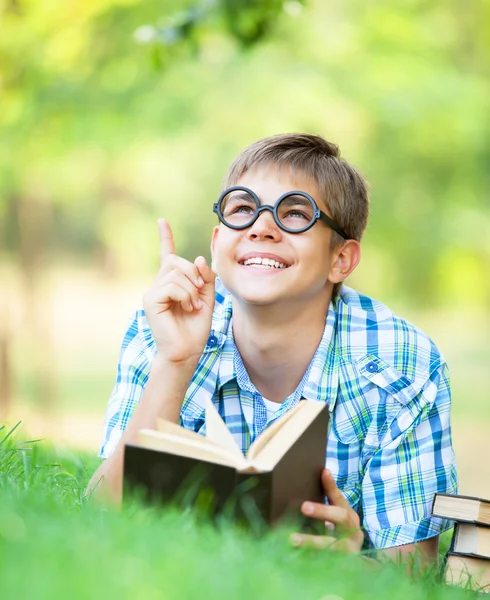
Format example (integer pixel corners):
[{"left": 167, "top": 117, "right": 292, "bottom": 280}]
[
  {"left": 99, "top": 310, "right": 155, "bottom": 459},
  {"left": 362, "top": 363, "right": 458, "bottom": 549}
]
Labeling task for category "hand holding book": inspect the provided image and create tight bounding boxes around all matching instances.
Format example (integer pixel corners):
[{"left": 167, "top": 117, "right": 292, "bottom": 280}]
[{"left": 290, "top": 468, "right": 364, "bottom": 553}]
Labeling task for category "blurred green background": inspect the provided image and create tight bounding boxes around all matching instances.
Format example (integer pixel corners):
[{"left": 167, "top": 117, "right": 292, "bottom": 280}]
[{"left": 0, "top": 0, "right": 489, "bottom": 492}]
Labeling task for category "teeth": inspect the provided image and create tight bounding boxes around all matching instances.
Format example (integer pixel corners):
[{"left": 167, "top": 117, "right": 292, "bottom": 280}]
[{"left": 243, "top": 257, "right": 287, "bottom": 269}]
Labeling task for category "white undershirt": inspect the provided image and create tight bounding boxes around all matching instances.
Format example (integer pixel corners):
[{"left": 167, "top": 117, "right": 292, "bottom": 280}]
[{"left": 262, "top": 397, "right": 282, "bottom": 421}]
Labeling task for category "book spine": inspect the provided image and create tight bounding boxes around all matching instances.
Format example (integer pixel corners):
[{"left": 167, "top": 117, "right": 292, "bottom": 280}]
[{"left": 449, "top": 523, "right": 458, "bottom": 553}]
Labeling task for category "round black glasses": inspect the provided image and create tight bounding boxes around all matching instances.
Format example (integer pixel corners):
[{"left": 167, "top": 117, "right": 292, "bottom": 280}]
[{"left": 213, "top": 186, "right": 348, "bottom": 238}]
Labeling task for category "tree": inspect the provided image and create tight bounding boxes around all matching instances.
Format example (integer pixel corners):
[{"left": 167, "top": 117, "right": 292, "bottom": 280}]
[{"left": 0, "top": 0, "right": 488, "bottom": 414}]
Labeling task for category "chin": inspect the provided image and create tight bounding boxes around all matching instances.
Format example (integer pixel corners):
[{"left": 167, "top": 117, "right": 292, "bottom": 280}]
[
  {"left": 237, "top": 293, "right": 280, "bottom": 306},
  {"left": 223, "top": 279, "right": 283, "bottom": 306}
]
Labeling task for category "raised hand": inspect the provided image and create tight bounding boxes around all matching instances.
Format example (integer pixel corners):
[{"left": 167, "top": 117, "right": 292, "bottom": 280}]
[{"left": 143, "top": 218, "right": 216, "bottom": 364}]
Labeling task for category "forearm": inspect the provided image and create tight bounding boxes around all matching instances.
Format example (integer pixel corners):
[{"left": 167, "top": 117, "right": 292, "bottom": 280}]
[
  {"left": 380, "top": 537, "right": 439, "bottom": 575},
  {"left": 86, "top": 354, "right": 198, "bottom": 505}
]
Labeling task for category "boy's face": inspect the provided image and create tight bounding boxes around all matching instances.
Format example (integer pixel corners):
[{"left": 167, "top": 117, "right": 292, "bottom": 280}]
[{"left": 211, "top": 165, "right": 345, "bottom": 307}]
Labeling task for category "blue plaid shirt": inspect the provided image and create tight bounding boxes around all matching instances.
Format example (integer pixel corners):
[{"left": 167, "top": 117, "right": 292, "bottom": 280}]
[{"left": 100, "top": 279, "right": 457, "bottom": 549}]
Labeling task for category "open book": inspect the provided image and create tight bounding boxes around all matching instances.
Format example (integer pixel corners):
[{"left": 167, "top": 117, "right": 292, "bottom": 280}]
[{"left": 123, "top": 399, "right": 329, "bottom": 525}]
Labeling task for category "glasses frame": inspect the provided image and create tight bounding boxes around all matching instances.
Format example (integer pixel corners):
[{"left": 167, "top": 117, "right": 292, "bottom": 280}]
[{"left": 213, "top": 186, "right": 349, "bottom": 238}]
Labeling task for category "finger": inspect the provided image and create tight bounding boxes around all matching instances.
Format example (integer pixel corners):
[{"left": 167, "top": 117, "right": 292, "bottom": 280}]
[
  {"left": 321, "top": 469, "right": 350, "bottom": 509},
  {"left": 194, "top": 256, "right": 216, "bottom": 285},
  {"left": 162, "top": 270, "right": 202, "bottom": 310},
  {"left": 148, "top": 282, "right": 196, "bottom": 313},
  {"left": 194, "top": 257, "right": 216, "bottom": 305},
  {"left": 302, "top": 501, "right": 361, "bottom": 541},
  {"left": 146, "top": 272, "right": 201, "bottom": 312},
  {"left": 301, "top": 502, "right": 349, "bottom": 527},
  {"left": 158, "top": 254, "right": 204, "bottom": 288},
  {"left": 158, "top": 218, "right": 176, "bottom": 266},
  {"left": 290, "top": 533, "right": 336, "bottom": 549}
]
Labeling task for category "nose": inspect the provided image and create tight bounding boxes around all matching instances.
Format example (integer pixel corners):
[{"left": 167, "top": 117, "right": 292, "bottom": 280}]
[{"left": 246, "top": 206, "right": 282, "bottom": 241}]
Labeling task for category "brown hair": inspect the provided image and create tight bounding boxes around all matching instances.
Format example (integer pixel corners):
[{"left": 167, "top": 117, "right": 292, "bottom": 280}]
[{"left": 221, "top": 133, "right": 370, "bottom": 297}]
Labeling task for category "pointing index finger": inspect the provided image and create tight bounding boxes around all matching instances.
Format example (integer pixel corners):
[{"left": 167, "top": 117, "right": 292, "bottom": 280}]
[{"left": 158, "top": 218, "right": 176, "bottom": 265}]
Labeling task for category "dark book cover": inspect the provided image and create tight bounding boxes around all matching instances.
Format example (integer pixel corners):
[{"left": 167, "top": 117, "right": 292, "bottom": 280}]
[
  {"left": 448, "top": 550, "right": 490, "bottom": 561},
  {"left": 268, "top": 403, "right": 328, "bottom": 523},
  {"left": 123, "top": 446, "right": 273, "bottom": 522},
  {"left": 123, "top": 402, "right": 329, "bottom": 529},
  {"left": 434, "top": 493, "right": 490, "bottom": 504}
]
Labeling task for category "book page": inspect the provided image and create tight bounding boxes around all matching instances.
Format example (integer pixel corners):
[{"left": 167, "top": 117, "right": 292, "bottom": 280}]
[
  {"left": 138, "top": 429, "right": 246, "bottom": 469},
  {"left": 246, "top": 401, "right": 305, "bottom": 461},
  {"left": 205, "top": 399, "right": 245, "bottom": 462},
  {"left": 156, "top": 418, "right": 221, "bottom": 445},
  {"left": 433, "top": 495, "right": 479, "bottom": 521},
  {"left": 251, "top": 401, "right": 326, "bottom": 471}
]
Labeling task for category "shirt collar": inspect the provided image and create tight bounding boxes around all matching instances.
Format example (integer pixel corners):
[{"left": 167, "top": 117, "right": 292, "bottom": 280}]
[
  {"left": 215, "top": 297, "right": 340, "bottom": 413},
  {"left": 216, "top": 316, "right": 237, "bottom": 389},
  {"left": 303, "top": 298, "right": 340, "bottom": 412}
]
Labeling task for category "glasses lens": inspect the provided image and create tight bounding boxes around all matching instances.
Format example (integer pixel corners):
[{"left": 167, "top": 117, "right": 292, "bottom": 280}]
[
  {"left": 219, "top": 189, "right": 258, "bottom": 228},
  {"left": 277, "top": 194, "right": 315, "bottom": 231}
]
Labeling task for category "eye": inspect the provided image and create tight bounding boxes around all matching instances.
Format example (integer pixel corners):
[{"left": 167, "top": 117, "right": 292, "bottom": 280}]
[
  {"left": 277, "top": 196, "right": 314, "bottom": 223},
  {"left": 220, "top": 192, "right": 257, "bottom": 219},
  {"left": 231, "top": 204, "right": 255, "bottom": 215},
  {"left": 283, "top": 209, "right": 309, "bottom": 220}
]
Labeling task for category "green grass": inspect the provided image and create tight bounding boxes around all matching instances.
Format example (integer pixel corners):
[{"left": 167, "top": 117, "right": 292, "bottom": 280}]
[{"left": 0, "top": 425, "right": 483, "bottom": 600}]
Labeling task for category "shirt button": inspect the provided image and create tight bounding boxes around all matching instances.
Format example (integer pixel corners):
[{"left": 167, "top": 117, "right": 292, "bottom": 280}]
[
  {"left": 207, "top": 334, "right": 218, "bottom": 348},
  {"left": 366, "top": 361, "right": 378, "bottom": 373}
]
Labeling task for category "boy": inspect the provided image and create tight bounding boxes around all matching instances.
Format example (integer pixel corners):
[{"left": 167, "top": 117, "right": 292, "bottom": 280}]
[{"left": 88, "top": 134, "right": 457, "bottom": 563}]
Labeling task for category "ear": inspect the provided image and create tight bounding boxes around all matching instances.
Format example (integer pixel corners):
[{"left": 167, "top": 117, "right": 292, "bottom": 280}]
[
  {"left": 210, "top": 225, "right": 220, "bottom": 274},
  {"left": 328, "top": 240, "right": 361, "bottom": 284}
]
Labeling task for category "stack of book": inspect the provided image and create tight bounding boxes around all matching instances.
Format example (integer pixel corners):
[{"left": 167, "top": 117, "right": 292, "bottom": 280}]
[{"left": 432, "top": 493, "right": 490, "bottom": 592}]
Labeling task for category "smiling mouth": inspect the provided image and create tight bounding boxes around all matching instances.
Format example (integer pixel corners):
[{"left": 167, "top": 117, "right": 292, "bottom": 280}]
[{"left": 239, "top": 257, "right": 289, "bottom": 269}]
